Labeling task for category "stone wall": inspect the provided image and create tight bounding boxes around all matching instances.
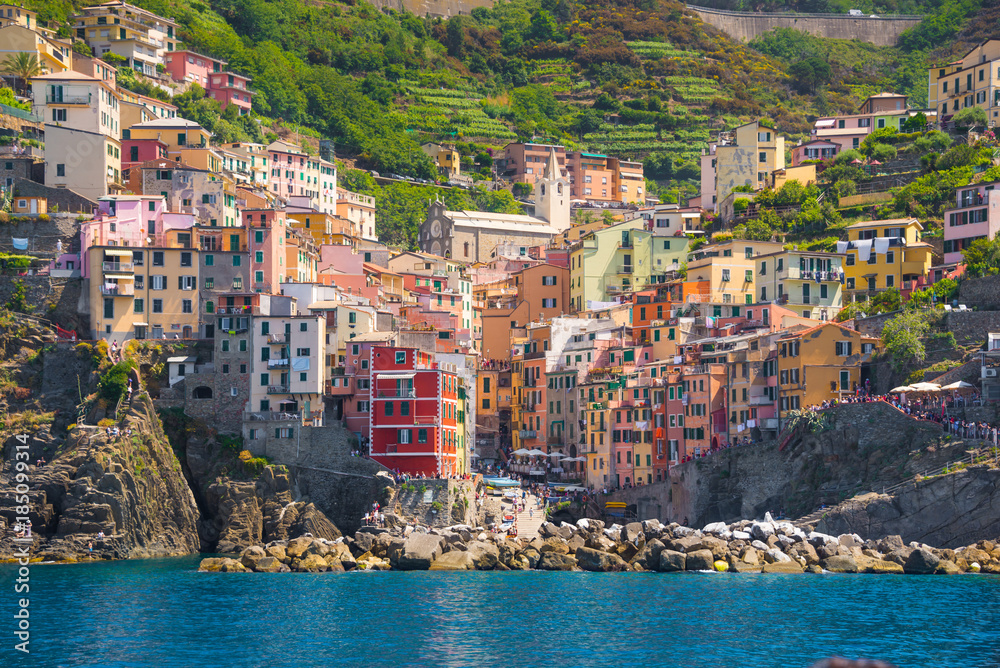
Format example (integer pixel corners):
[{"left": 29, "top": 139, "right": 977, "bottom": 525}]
[
  {"left": 0, "top": 208, "right": 84, "bottom": 255},
  {"left": 605, "top": 403, "right": 966, "bottom": 527},
  {"left": 390, "top": 479, "right": 480, "bottom": 527},
  {"left": 370, "top": 0, "right": 492, "bottom": 17},
  {"left": 958, "top": 275, "right": 1000, "bottom": 310},
  {"left": 944, "top": 311, "right": 1000, "bottom": 346},
  {"left": 12, "top": 178, "right": 96, "bottom": 216},
  {"left": 687, "top": 6, "right": 922, "bottom": 46}
]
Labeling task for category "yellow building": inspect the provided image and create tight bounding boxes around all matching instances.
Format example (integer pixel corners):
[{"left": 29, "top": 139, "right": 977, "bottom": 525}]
[
  {"left": 73, "top": 1, "right": 180, "bottom": 78},
  {"left": 0, "top": 4, "right": 38, "bottom": 30},
  {"left": 841, "top": 218, "right": 935, "bottom": 297},
  {"left": 776, "top": 321, "right": 880, "bottom": 425},
  {"left": 928, "top": 40, "right": 1000, "bottom": 126},
  {"left": 421, "top": 143, "right": 460, "bottom": 178},
  {"left": 89, "top": 245, "right": 202, "bottom": 341},
  {"left": 714, "top": 120, "right": 785, "bottom": 210},
  {"left": 127, "top": 118, "right": 212, "bottom": 157},
  {"left": 0, "top": 24, "right": 72, "bottom": 74},
  {"left": 754, "top": 248, "right": 845, "bottom": 321},
  {"left": 286, "top": 208, "right": 356, "bottom": 247},
  {"left": 685, "top": 239, "right": 785, "bottom": 309}
]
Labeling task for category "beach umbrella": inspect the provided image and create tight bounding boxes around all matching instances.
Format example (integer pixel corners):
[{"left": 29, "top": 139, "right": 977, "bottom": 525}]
[
  {"left": 512, "top": 448, "right": 530, "bottom": 455},
  {"left": 941, "top": 380, "right": 974, "bottom": 391},
  {"left": 890, "top": 385, "right": 914, "bottom": 393},
  {"left": 527, "top": 449, "right": 547, "bottom": 456},
  {"left": 910, "top": 382, "right": 942, "bottom": 392},
  {"left": 869, "top": 159, "right": 882, "bottom": 165},
  {"left": 547, "top": 452, "right": 565, "bottom": 458}
]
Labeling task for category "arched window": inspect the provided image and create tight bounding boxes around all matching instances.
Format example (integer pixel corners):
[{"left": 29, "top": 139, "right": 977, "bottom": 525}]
[
  {"left": 557, "top": 183, "right": 563, "bottom": 195},
  {"left": 541, "top": 184, "right": 546, "bottom": 196},
  {"left": 193, "top": 386, "right": 213, "bottom": 399},
  {"left": 463, "top": 242, "right": 469, "bottom": 257}
]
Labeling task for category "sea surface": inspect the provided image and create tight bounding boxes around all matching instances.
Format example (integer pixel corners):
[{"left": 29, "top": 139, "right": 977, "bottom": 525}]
[{"left": 2, "top": 556, "right": 1000, "bottom": 668}]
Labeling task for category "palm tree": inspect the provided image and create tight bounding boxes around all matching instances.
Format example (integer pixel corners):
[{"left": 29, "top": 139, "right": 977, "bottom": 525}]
[{"left": 1, "top": 53, "right": 44, "bottom": 97}]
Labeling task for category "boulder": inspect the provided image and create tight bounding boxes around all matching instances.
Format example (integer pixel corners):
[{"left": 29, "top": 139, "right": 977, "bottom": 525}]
[
  {"left": 936, "top": 560, "right": 962, "bottom": 575},
  {"left": 731, "top": 530, "right": 752, "bottom": 541},
  {"left": 886, "top": 546, "right": 914, "bottom": 566},
  {"left": 904, "top": 548, "right": 940, "bottom": 575},
  {"left": 876, "top": 535, "right": 905, "bottom": 553},
  {"left": 740, "top": 546, "right": 760, "bottom": 566},
  {"left": 536, "top": 552, "right": 577, "bottom": 571},
  {"left": 255, "top": 556, "right": 287, "bottom": 573},
  {"left": 575, "top": 547, "right": 627, "bottom": 572},
  {"left": 265, "top": 544, "right": 288, "bottom": 564},
  {"left": 761, "top": 560, "right": 804, "bottom": 574},
  {"left": 466, "top": 541, "right": 499, "bottom": 570},
  {"left": 429, "top": 551, "right": 475, "bottom": 571},
  {"left": 198, "top": 558, "right": 227, "bottom": 572},
  {"left": 539, "top": 537, "right": 570, "bottom": 555},
  {"left": 861, "top": 558, "right": 904, "bottom": 574},
  {"left": 658, "top": 550, "right": 686, "bottom": 572},
  {"left": 621, "top": 522, "right": 644, "bottom": 544},
  {"left": 692, "top": 536, "right": 728, "bottom": 560},
  {"left": 685, "top": 549, "right": 715, "bottom": 571},
  {"left": 820, "top": 555, "right": 858, "bottom": 573},
  {"left": 631, "top": 539, "right": 665, "bottom": 571},
  {"left": 750, "top": 522, "right": 775, "bottom": 541},
  {"left": 766, "top": 548, "right": 791, "bottom": 564},
  {"left": 285, "top": 536, "right": 314, "bottom": 560},
  {"left": 518, "top": 547, "right": 541, "bottom": 569},
  {"left": 294, "top": 553, "right": 329, "bottom": 572},
  {"left": 397, "top": 534, "right": 445, "bottom": 571},
  {"left": 240, "top": 545, "right": 266, "bottom": 570},
  {"left": 789, "top": 542, "right": 820, "bottom": 565},
  {"left": 566, "top": 535, "right": 586, "bottom": 554},
  {"left": 702, "top": 522, "right": 728, "bottom": 535}
]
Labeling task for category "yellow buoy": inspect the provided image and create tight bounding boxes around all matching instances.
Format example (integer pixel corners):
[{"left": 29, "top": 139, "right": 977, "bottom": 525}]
[{"left": 714, "top": 560, "right": 728, "bottom": 572}]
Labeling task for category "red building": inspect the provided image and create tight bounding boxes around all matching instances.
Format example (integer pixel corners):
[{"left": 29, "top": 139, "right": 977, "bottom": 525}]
[
  {"left": 122, "top": 138, "right": 167, "bottom": 179},
  {"left": 368, "top": 346, "right": 460, "bottom": 476},
  {"left": 163, "top": 50, "right": 254, "bottom": 115}
]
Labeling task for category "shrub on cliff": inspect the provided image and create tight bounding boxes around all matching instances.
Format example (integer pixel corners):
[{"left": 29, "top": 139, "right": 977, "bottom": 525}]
[
  {"left": 881, "top": 310, "right": 931, "bottom": 372},
  {"left": 98, "top": 360, "right": 136, "bottom": 405}
]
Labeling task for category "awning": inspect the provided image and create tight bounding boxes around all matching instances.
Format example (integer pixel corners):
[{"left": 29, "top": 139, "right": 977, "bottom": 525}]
[
  {"left": 104, "top": 249, "right": 133, "bottom": 257},
  {"left": 133, "top": 322, "right": 149, "bottom": 327},
  {"left": 377, "top": 372, "right": 416, "bottom": 379},
  {"left": 814, "top": 119, "right": 836, "bottom": 128},
  {"left": 104, "top": 272, "right": 134, "bottom": 279}
]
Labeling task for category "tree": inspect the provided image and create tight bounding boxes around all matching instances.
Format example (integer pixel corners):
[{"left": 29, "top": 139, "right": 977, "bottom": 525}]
[
  {"left": 901, "top": 112, "right": 927, "bottom": 132},
  {"left": 953, "top": 106, "right": 987, "bottom": 130},
  {"left": 788, "top": 57, "right": 831, "bottom": 93},
  {"left": 881, "top": 310, "right": 930, "bottom": 372},
  {"left": 1, "top": 53, "right": 44, "bottom": 96},
  {"left": 733, "top": 218, "right": 773, "bottom": 241},
  {"left": 962, "top": 237, "right": 1000, "bottom": 277}
]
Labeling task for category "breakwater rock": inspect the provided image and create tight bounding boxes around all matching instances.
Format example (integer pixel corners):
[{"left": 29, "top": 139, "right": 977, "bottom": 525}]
[{"left": 200, "top": 513, "right": 1000, "bottom": 575}]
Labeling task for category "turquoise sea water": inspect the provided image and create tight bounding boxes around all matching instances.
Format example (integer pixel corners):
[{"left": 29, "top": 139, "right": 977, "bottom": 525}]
[{"left": 2, "top": 557, "right": 1000, "bottom": 668}]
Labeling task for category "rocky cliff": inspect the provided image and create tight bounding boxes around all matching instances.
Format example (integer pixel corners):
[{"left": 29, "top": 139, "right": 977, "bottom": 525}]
[
  {"left": 815, "top": 466, "right": 1000, "bottom": 548},
  {"left": 0, "top": 394, "right": 201, "bottom": 561}
]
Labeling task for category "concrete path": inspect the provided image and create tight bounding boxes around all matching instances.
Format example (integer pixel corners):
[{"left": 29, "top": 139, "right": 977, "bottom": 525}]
[{"left": 513, "top": 492, "right": 545, "bottom": 540}]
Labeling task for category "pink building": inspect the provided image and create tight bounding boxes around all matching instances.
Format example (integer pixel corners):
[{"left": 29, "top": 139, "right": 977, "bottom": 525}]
[
  {"left": 163, "top": 50, "right": 253, "bottom": 115},
  {"left": 242, "top": 208, "right": 285, "bottom": 293},
  {"left": 122, "top": 137, "right": 167, "bottom": 175},
  {"left": 943, "top": 181, "right": 1000, "bottom": 264},
  {"left": 790, "top": 139, "right": 840, "bottom": 167},
  {"left": 78, "top": 195, "right": 166, "bottom": 277}
]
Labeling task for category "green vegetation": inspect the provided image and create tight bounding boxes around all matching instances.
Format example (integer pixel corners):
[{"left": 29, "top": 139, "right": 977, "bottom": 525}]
[
  {"left": 881, "top": 310, "right": 932, "bottom": 372},
  {"left": 98, "top": 360, "right": 137, "bottom": 405}
]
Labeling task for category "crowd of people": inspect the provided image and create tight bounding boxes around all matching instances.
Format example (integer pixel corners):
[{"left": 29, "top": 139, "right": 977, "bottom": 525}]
[{"left": 479, "top": 358, "right": 511, "bottom": 371}]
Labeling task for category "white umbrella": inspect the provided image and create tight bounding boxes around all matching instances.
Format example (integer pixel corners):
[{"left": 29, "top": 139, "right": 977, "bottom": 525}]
[
  {"left": 890, "top": 385, "right": 914, "bottom": 393},
  {"left": 527, "top": 449, "right": 547, "bottom": 456},
  {"left": 512, "top": 448, "right": 530, "bottom": 455},
  {"left": 547, "top": 452, "right": 565, "bottom": 458},
  {"left": 941, "top": 380, "right": 974, "bottom": 391},
  {"left": 910, "top": 382, "right": 942, "bottom": 392}
]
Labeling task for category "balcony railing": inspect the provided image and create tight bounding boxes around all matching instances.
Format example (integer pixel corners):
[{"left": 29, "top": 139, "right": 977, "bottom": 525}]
[
  {"left": 267, "top": 333, "right": 286, "bottom": 344},
  {"left": 216, "top": 306, "right": 259, "bottom": 315},
  {"left": 102, "top": 262, "right": 133, "bottom": 272},
  {"left": 377, "top": 389, "right": 416, "bottom": 398},
  {"left": 267, "top": 358, "right": 289, "bottom": 369},
  {"left": 266, "top": 385, "right": 290, "bottom": 394},
  {"left": 101, "top": 284, "right": 134, "bottom": 296},
  {"left": 47, "top": 94, "right": 91, "bottom": 105},
  {"left": 618, "top": 265, "right": 634, "bottom": 274}
]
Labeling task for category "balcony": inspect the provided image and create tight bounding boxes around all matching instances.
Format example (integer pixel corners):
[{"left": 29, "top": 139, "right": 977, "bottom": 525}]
[
  {"left": 267, "top": 358, "right": 289, "bottom": 369},
  {"left": 266, "top": 333, "right": 286, "bottom": 345},
  {"left": 749, "top": 394, "right": 773, "bottom": 405},
  {"left": 216, "top": 305, "right": 260, "bottom": 315},
  {"left": 618, "top": 264, "right": 634, "bottom": 274},
  {"left": 101, "top": 283, "right": 134, "bottom": 296},
  {"left": 102, "top": 262, "right": 133, "bottom": 272},
  {"left": 376, "top": 389, "right": 416, "bottom": 398},
  {"left": 47, "top": 93, "right": 91, "bottom": 105},
  {"left": 266, "top": 385, "right": 290, "bottom": 394}
]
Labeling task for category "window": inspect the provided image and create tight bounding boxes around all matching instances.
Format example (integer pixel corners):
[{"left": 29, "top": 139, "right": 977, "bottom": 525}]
[
  {"left": 133, "top": 298, "right": 144, "bottom": 314},
  {"left": 232, "top": 256, "right": 241, "bottom": 267},
  {"left": 542, "top": 275, "right": 557, "bottom": 286},
  {"left": 178, "top": 276, "right": 196, "bottom": 290},
  {"left": 721, "top": 269, "right": 731, "bottom": 282},
  {"left": 205, "top": 254, "right": 214, "bottom": 266},
  {"left": 153, "top": 251, "right": 164, "bottom": 266},
  {"left": 152, "top": 299, "right": 163, "bottom": 313},
  {"left": 759, "top": 151, "right": 766, "bottom": 164},
  {"left": 418, "top": 429, "right": 428, "bottom": 443},
  {"left": 180, "top": 252, "right": 192, "bottom": 267},
  {"left": 182, "top": 299, "right": 192, "bottom": 313},
  {"left": 542, "top": 298, "right": 557, "bottom": 308},
  {"left": 300, "top": 372, "right": 307, "bottom": 382},
  {"left": 151, "top": 275, "right": 166, "bottom": 290},
  {"left": 398, "top": 429, "right": 411, "bottom": 444},
  {"left": 385, "top": 402, "right": 394, "bottom": 417},
  {"left": 835, "top": 341, "right": 853, "bottom": 356},
  {"left": 395, "top": 351, "right": 406, "bottom": 364},
  {"left": 56, "top": 164, "right": 65, "bottom": 177}
]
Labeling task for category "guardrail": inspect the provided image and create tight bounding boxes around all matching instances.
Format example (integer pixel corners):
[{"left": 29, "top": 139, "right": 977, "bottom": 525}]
[{"left": 685, "top": 4, "right": 923, "bottom": 18}]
